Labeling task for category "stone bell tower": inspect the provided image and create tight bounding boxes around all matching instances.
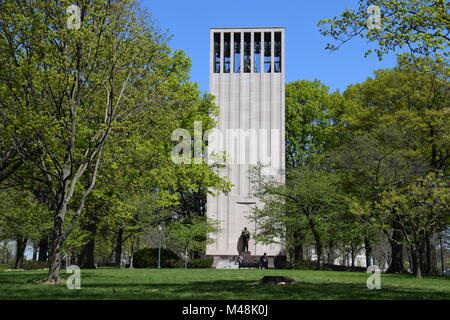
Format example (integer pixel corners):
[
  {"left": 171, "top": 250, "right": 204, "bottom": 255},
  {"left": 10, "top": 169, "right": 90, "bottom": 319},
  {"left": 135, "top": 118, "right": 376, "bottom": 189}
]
[{"left": 206, "top": 27, "right": 286, "bottom": 266}]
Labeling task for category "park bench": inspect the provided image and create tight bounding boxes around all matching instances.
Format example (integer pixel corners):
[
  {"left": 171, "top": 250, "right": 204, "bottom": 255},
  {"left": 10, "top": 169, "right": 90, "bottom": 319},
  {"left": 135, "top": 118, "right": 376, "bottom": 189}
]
[{"left": 238, "top": 259, "right": 261, "bottom": 269}]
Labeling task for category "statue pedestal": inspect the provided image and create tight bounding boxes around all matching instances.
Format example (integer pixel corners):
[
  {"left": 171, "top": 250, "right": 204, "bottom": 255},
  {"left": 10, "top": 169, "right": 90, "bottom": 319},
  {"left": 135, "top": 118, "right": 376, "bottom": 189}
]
[
  {"left": 216, "top": 259, "right": 239, "bottom": 269},
  {"left": 239, "top": 251, "right": 252, "bottom": 257}
]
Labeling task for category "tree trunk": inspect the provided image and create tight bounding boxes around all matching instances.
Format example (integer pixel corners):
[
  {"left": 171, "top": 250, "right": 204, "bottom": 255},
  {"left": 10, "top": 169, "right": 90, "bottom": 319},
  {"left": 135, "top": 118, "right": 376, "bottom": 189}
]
[
  {"left": 109, "top": 232, "right": 117, "bottom": 265},
  {"left": 184, "top": 249, "right": 188, "bottom": 269},
  {"left": 129, "top": 237, "right": 136, "bottom": 269},
  {"left": 351, "top": 246, "right": 356, "bottom": 270},
  {"left": 342, "top": 246, "right": 346, "bottom": 267},
  {"left": 420, "top": 242, "right": 427, "bottom": 275},
  {"left": 38, "top": 237, "right": 49, "bottom": 262},
  {"left": 327, "top": 241, "right": 335, "bottom": 264},
  {"left": 136, "top": 238, "right": 141, "bottom": 251},
  {"left": 285, "top": 235, "right": 294, "bottom": 267},
  {"left": 425, "top": 234, "right": 438, "bottom": 275},
  {"left": 408, "top": 251, "right": 413, "bottom": 273},
  {"left": 115, "top": 228, "right": 123, "bottom": 269},
  {"left": 0, "top": 241, "right": 7, "bottom": 264},
  {"left": 440, "top": 231, "right": 445, "bottom": 274},
  {"left": 45, "top": 215, "right": 64, "bottom": 283},
  {"left": 312, "top": 231, "right": 322, "bottom": 269},
  {"left": 306, "top": 217, "right": 322, "bottom": 269},
  {"left": 386, "top": 228, "right": 404, "bottom": 273},
  {"left": 364, "top": 237, "right": 372, "bottom": 267},
  {"left": 15, "top": 237, "right": 27, "bottom": 269},
  {"left": 315, "top": 241, "right": 323, "bottom": 270},
  {"left": 425, "top": 236, "right": 431, "bottom": 274},
  {"left": 293, "top": 232, "right": 304, "bottom": 262},
  {"left": 79, "top": 237, "right": 96, "bottom": 269},
  {"left": 415, "top": 249, "right": 422, "bottom": 279},
  {"left": 411, "top": 250, "right": 417, "bottom": 274},
  {"left": 79, "top": 223, "right": 97, "bottom": 269},
  {"left": 32, "top": 241, "right": 38, "bottom": 261}
]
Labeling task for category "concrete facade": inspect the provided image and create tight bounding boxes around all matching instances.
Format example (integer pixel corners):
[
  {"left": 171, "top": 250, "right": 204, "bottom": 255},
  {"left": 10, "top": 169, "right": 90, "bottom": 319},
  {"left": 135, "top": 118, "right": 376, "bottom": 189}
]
[{"left": 206, "top": 27, "right": 286, "bottom": 262}]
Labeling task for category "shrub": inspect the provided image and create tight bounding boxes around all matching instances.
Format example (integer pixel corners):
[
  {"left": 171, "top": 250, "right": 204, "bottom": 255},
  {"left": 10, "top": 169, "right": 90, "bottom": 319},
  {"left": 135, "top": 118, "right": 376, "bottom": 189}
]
[
  {"left": 96, "top": 262, "right": 116, "bottom": 267},
  {"left": 274, "top": 255, "right": 287, "bottom": 269},
  {"left": 164, "top": 258, "right": 183, "bottom": 268},
  {"left": 321, "top": 264, "right": 334, "bottom": 271},
  {"left": 133, "top": 248, "right": 180, "bottom": 268},
  {"left": 21, "top": 260, "right": 49, "bottom": 270},
  {"left": 189, "top": 258, "right": 213, "bottom": 269},
  {"left": 292, "top": 260, "right": 317, "bottom": 270},
  {"left": 0, "top": 264, "right": 11, "bottom": 271},
  {"left": 321, "top": 263, "right": 367, "bottom": 272}
]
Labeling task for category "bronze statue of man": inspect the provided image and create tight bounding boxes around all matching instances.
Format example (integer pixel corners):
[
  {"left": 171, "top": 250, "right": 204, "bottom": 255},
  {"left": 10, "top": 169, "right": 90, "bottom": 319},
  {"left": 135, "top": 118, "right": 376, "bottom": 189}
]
[{"left": 241, "top": 227, "right": 250, "bottom": 252}]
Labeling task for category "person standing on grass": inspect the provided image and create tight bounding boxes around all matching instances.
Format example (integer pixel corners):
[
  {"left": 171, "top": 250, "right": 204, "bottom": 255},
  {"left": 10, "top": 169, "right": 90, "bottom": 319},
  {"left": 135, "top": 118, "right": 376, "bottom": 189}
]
[{"left": 260, "top": 253, "right": 268, "bottom": 269}]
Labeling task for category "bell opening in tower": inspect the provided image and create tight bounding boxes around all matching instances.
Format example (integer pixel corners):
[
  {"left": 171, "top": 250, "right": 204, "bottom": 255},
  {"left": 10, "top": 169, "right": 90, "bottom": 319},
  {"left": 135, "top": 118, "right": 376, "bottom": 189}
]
[{"left": 214, "top": 32, "right": 220, "bottom": 73}]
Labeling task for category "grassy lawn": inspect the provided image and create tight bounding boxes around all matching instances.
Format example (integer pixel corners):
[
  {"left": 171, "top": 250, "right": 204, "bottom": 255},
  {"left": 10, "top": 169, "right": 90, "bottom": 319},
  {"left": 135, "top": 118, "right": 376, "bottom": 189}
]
[{"left": 0, "top": 268, "right": 448, "bottom": 300}]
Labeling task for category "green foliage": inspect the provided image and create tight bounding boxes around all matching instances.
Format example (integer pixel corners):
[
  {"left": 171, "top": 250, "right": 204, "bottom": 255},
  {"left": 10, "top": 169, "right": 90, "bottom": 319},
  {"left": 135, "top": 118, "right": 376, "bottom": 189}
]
[
  {"left": 133, "top": 248, "right": 180, "bottom": 268},
  {"left": 0, "top": 264, "right": 10, "bottom": 271},
  {"left": 335, "top": 61, "right": 449, "bottom": 195},
  {"left": 273, "top": 256, "right": 288, "bottom": 270},
  {"left": 289, "top": 260, "right": 317, "bottom": 270},
  {"left": 188, "top": 258, "right": 214, "bottom": 269},
  {"left": 62, "top": 224, "right": 91, "bottom": 257},
  {"left": 260, "top": 79, "right": 349, "bottom": 267},
  {"left": 20, "top": 260, "right": 49, "bottom": 270},
  {"left": 318, "top": 0, "right": 449, "bottom": 60},
  {"left": 331, "top": 57, "right": 449, "bottom": 275},
  {"left": 374, "top": 173, "right": 449, "bottom": 247},
  {"left": 352, "top": 171, "right": 450, "bottom": 278},
  {"left": 285, "top": 80, "right": 335, "bottom": 168},
  {"left": 0, "top": 0, "right": 212, "bottom": 279},
  {"left": 0, "top": 189, "right": 52, "bottom": 242},
  {"left": 169, "top": 216, "right": 219, "bottom": 267},
  {"left": 250, "top": 163, "right": 347, "bottom": 268}
]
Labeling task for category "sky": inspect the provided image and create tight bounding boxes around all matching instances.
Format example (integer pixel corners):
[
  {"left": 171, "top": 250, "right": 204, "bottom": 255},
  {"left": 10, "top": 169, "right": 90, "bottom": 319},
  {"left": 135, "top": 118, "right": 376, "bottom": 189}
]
[{"left": 141, "top": 0, "right": 400, "bottom": 94}]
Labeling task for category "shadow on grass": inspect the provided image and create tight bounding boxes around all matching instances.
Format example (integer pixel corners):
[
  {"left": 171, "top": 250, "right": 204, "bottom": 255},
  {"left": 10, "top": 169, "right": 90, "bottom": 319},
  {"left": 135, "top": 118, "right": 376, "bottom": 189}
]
[
  {"left": 3, "top": 280, "right": 445, "bottom": 300},
  {"left": 0, "top": 270, "right": 104, "bottom": 284},
  {"left": 91, "top": 280, "right": 449, "bottom": 300},
  {"left": 1, "top": 271, "right": 449, "bottom": 300}
]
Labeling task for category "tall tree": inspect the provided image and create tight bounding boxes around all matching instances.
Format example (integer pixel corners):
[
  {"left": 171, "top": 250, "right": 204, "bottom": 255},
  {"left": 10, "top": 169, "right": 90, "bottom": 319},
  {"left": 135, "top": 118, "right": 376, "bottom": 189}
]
[
  {"left": 332, "top": 57, "right": 449, "bottom": 273},
  {"left": 0, "top": 0, "right": 201, "bottom": 283},
  {"left": 318, "top": 0, "right": 449, "bottom": 60},
  {"left": 285, "top": 80, "right": 334, "bottom": 169},
  {"left": 250, "top": 163, "right": 345, "bottom": 270},
  {"left": 0, "top": 189, "right": 52, "bottom": 268},
  {"left": 75, "top": 55, "right": 230, "bottom": 269},
  {"left": 369, "top": 172, "right": 449, "bottom": 278},
  {"left": 169, "top": 216, "right": 218, "bottom": 268},
  {"left": 285, "top": 80, "right": 338, "bottom": 260}
]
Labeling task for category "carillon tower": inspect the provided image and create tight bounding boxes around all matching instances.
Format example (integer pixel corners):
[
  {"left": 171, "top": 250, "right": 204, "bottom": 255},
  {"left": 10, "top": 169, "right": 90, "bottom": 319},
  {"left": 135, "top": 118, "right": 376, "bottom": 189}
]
[{"left": 207, "top": 27, "right": 286, "bottom": 265}]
